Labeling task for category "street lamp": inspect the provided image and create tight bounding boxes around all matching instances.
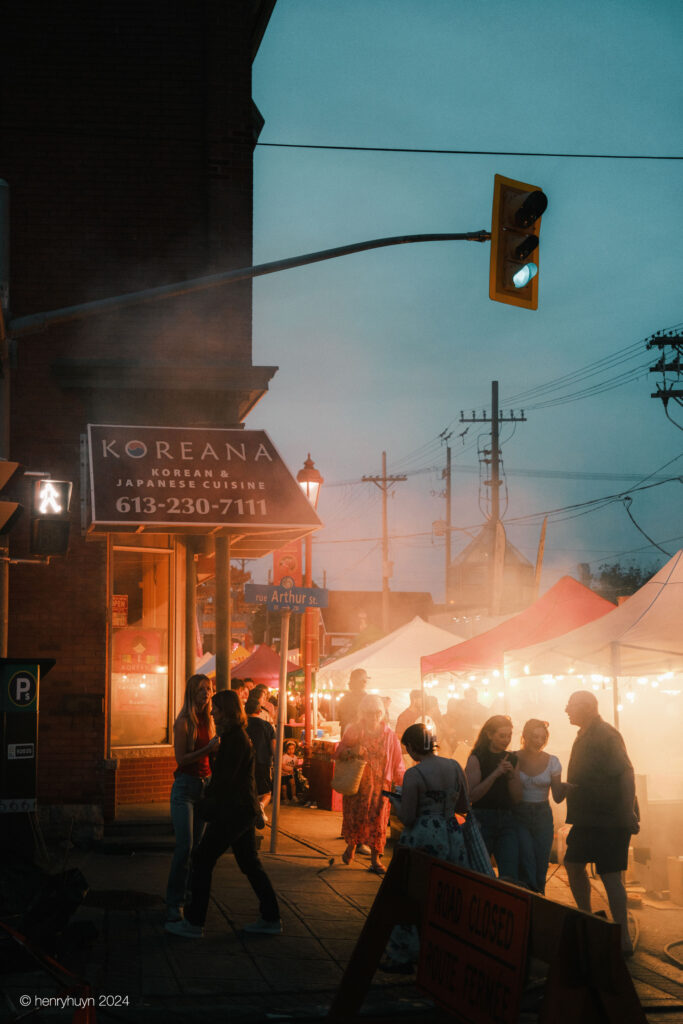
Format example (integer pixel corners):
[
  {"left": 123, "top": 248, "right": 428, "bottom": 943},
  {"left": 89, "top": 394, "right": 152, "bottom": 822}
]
[
  {"left": 297, "top": 454, "right": 323, "bottom": 510},
  {"left": 296, "top": 455, "right": 323, "bottom": 758}
]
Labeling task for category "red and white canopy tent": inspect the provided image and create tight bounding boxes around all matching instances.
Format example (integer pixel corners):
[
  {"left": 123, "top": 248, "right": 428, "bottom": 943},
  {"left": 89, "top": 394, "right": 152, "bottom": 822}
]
[{"left": 421, "top": 575, "right": 615, "bottom": 680}]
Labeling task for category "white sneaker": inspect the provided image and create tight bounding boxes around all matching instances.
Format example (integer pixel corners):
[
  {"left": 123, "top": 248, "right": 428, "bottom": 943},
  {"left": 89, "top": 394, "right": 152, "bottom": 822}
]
[
  {"left": 165, "top": 919, "right": 203, "bottom": 939},
  {"left": 242, "top": 918, "right": 283, "bottom": 935},
  {"left": 165, "top": 906, "right": 183, "bottom": 923}
]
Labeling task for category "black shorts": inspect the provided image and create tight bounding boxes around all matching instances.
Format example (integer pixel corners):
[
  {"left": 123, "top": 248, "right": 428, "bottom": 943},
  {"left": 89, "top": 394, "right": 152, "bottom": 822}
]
[
  {"left": 565, "top": 825, "right": 631, "bottom": 874},
  {"left": 254, "top": 765, "right": 273, "bottom": 798}
]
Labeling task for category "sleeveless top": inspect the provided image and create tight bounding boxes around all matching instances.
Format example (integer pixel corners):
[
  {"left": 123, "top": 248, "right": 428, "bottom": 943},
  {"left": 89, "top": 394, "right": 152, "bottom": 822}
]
[
  {"left": 518, "top": 754, "right": 561, "bottom": 803},
  {"left": 179, "top": 721, "right": 211, "bottom": 778},
  {"left": 471, "top": 748, "right": 518, "bottom": 810},
  {"left": 412, "top": 761, "right": 464, "bottom": 820}
]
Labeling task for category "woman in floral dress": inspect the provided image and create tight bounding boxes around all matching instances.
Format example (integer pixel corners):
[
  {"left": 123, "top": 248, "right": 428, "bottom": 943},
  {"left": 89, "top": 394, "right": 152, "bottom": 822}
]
[
  {"left": 382, "top": 723, "right": 494, "bottom": 972},
  {"left": 335, "top": 694, "right": 404, "bottom": 875}
]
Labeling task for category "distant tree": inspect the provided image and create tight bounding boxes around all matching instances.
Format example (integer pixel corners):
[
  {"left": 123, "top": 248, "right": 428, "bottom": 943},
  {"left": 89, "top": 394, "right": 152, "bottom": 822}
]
[{"left": 590, "top": 561, "right": 657, "bottom": 603}]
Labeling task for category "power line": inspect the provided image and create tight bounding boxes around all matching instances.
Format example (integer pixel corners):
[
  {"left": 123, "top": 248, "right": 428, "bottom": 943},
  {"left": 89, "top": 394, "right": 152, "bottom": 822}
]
[{"left": 257, "top": 142, "right": 683, "bottom": 161}]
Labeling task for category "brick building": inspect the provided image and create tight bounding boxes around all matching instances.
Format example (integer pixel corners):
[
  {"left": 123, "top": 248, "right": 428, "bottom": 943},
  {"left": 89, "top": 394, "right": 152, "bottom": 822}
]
[{"left": 1, "top": 2, "right": 283, "bottom": 830}]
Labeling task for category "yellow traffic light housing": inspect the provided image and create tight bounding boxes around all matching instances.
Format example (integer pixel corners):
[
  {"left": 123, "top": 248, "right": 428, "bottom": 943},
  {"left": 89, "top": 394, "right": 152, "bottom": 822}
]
[
  {"left": 489, "top": 174, "right": 548, "bottom": 310},
  {"left": 0, "top": 461, "right": 23, "bottom": 534}
]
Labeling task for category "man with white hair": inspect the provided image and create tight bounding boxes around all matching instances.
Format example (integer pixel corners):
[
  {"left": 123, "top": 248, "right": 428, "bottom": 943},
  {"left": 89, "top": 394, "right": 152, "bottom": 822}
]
[{"left": 564, "top": 690, "right": 639, "bottom": 956}]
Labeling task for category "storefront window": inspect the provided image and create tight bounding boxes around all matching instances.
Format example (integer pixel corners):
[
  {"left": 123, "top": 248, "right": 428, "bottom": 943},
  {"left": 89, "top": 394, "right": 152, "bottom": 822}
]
[{"left": 110, "top": 546, "right": 172, "bottom": 746}]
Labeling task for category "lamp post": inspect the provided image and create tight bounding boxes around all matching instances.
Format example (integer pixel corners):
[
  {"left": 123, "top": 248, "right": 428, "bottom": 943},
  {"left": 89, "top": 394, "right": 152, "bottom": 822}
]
[{"left": 297, "top": 454, "right": 323, "bottom": 757}]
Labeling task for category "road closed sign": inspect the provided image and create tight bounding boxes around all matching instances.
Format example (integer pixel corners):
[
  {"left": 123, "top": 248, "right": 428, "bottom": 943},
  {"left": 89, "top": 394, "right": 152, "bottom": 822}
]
[{"left": 417, "top": 861, "right": 531, "bottom": 1024}]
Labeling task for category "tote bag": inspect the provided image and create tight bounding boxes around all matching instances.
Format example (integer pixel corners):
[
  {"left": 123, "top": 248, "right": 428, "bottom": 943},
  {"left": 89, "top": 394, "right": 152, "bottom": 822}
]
[
  {"left": 331, "top": 757, "right": 367, "bottom": 796},
  {"left": 462, "top": 812, "right": 496, "bottom": 877}
]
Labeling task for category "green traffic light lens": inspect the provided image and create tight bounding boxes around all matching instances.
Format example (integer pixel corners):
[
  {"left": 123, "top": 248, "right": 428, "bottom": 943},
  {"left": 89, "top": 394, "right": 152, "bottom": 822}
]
[{"left": 512, "top": 263, "right": 538, "bottom": 289}]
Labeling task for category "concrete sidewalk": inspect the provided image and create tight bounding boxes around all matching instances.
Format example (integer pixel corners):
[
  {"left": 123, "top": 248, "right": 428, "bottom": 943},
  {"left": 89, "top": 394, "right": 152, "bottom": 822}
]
[{"left": 1, "top": 804, "right": 682, "bottom": 1023}]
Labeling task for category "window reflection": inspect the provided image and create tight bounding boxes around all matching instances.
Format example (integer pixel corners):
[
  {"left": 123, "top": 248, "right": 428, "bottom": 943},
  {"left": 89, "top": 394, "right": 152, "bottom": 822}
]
[{"left": 111, "top": 548, "right": 171, "bottom": 746}]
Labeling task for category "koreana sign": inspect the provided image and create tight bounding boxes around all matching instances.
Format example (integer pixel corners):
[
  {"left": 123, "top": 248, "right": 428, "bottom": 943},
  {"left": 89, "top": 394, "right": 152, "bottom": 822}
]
[{"left": 87, "top": 425, "right": 321, "bottom": 544}]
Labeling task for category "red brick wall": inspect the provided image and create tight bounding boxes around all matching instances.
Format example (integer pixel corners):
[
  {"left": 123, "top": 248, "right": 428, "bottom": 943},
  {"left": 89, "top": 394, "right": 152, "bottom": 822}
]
[
  {"left": 2, "top": 2, "right": 265, "bottom": 816},
  {"left": 115, "top": 757, "right": 177, "bottom": 805}
]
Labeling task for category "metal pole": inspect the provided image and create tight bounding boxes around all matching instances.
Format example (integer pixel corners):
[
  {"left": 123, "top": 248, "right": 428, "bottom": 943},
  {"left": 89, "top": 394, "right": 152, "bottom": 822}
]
[
  {"left": 381, "top": 451, "right": 389, "bottom": 634},
  {"left": 7, "top": 231, "right": 491, "bottom": 338},
  {"left": 185, "top": 537, "right": 198, "bottom": 681},
  {"left": 214, "top": 536, "right": 231, "bottom": 691},
  {"left": 303, "top": 533, "right": 313, "bottom": 756},
  {"left": 0, "top": 181, "right": 10, "bottom": 657},
  {"left": 489, "top": 380, "right": 500, "bottom": 614},
  {"left": 610, "top": 642, "right": 621, "bottom": 729},
  {"left": 445, "top": 440, "right": 452, "bottom": 605},
  {"left": 270, "top": 608, "right": 291, "bottom": 854},
  {"left": 491, "top": 381, "right": 500, "bottom": 525}
]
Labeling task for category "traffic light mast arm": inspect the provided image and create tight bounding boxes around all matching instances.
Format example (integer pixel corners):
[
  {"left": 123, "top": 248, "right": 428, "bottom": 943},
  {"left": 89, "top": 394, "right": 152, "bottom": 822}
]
[{"left": 7, "top": 230, "right": 491, "bottom": 338}]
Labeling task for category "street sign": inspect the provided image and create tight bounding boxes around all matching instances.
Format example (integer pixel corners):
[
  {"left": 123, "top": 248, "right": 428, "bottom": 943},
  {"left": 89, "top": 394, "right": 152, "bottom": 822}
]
[{"left": 244, "top": 582, "right": 328, "bottom": 613}]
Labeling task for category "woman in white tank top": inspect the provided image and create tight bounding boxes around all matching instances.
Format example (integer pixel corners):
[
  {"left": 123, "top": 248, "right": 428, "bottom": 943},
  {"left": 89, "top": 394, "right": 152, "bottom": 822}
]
[{"left": 514, "top": 719, "right": 568, "bottom": 893}]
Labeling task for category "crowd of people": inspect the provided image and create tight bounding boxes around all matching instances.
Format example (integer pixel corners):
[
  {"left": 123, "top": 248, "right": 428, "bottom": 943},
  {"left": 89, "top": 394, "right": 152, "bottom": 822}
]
[{"left": 163, "top": 665, "right": 639, "bottom": 963}]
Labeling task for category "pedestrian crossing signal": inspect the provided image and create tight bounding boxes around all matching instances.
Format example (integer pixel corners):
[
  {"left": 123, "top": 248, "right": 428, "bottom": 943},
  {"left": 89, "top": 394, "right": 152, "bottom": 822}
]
[
  {"left": 489, "top": 174, "right": 548, "bottom": 310},
  {"left": 30, "top": 479, "right": 72, "bottom": 556}
]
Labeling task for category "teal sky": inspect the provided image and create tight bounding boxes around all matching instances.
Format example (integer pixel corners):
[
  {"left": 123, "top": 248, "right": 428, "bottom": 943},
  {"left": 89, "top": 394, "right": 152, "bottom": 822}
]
[{"left": 249, "top": 0, "right": 683, "bottom": 599}]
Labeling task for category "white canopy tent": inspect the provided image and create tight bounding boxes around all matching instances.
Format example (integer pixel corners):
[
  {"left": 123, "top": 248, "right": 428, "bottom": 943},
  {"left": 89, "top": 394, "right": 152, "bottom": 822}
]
[
  {"left": 505, "top": 549, "right": 683, "bottom": 684},
  {"left": 504, "top": 550, "right": 683, "bottom": 800},
  {"left": 318, "top": 616, "right": 465, "bottom": 725}
]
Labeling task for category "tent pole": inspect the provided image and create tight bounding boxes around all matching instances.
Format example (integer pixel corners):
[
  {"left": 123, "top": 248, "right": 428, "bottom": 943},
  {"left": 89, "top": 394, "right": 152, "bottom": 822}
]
[{"left": 610, "top": 642, "right": 620, "bottom": 729}]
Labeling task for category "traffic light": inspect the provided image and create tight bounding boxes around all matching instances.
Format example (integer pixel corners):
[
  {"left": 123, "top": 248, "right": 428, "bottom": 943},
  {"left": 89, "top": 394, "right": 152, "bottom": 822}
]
[
  {"left": 489, "top": 174, "right": 548, "bottom": 310},
  {"left": 30, "top": 479, "right": 72, "bottom": 556},
  {"left": 0, "top": 461, "right": 23, "bottom": 534}
]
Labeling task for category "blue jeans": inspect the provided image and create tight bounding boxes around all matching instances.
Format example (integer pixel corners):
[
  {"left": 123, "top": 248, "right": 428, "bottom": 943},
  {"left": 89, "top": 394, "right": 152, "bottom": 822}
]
[
  {"left": 472, "top": 807, "right": 519, "bottom": 883},
  {"left": 514, "top": 801, "right": 554, "bottom": 893},
  {"left": 166, "top": 773, "right": 210, "bottom": 911}
]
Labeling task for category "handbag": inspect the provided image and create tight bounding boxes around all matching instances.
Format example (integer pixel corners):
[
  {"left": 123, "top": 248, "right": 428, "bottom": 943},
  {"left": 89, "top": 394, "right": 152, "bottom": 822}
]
[
  {"left": 462, "top": 811, "right": 496, "bottom": 878},
  {"left": 331, "top": 757, "right": 367, "bottom": 796}
]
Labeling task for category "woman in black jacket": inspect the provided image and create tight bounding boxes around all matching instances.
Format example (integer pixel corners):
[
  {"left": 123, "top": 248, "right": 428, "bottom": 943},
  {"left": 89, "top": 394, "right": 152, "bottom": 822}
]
[{"left": 165, "top": 689, "right": 281, "bottom": 938}]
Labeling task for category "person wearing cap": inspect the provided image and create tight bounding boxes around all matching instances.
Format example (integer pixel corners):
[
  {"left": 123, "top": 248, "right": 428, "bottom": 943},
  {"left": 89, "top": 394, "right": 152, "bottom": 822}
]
[{"left": 338, "top": 668, "right": 368, "bottom": 737}]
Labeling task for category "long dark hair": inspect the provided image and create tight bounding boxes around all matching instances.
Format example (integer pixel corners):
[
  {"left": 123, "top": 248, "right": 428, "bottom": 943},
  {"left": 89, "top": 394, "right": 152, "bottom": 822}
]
[
  {"left": 472, "top": 715, "right": 512, "bottom": 758},
  {"left": 212, "top": 688, "right": 247, "bottom": 730}
]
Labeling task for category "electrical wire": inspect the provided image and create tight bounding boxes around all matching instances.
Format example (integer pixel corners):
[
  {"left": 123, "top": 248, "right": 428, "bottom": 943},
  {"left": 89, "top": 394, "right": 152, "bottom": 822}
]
[
  {"left": 664, "top": 405, "right": 683, "bottom": 432},
  {"left": 621, "top": 497, "right": 672, "bottom": 557},
  {"left": 257, "top": 141, "right": 683, "bottom": 161}
]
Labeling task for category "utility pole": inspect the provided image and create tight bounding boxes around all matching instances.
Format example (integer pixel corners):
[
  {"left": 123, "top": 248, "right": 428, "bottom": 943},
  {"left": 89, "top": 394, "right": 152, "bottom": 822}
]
[
  {"left": 648, "top": 330, "right": 683, "bottom": 417},
  {"left": 362, "top": 453, "right": 407, "bottom": 634},
  {"left": 460, "top": 381, "right": 526, "bottom": 612},
  {"left": 440, "top": 431, "right": 453, "bottom": 606}
]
